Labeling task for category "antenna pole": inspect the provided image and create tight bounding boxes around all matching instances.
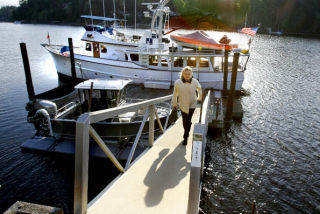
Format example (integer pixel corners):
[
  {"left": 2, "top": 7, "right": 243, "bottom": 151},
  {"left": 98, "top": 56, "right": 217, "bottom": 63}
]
[
  {"left": 123, "top": 0, "right": 126, "bottom": 32},
  {"left": 135, "top": 0, "right": 136, "bottom": 33}
]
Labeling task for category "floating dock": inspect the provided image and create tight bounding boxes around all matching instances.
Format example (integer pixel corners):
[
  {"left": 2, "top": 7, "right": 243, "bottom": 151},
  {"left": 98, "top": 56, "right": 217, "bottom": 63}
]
[{"left": 21, "top": 137, "right": 146, "bottom": 160}]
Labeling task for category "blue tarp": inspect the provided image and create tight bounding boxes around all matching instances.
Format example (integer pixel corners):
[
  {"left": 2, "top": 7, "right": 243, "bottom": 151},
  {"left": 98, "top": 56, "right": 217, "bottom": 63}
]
[{"left": 60, "top": 46, "right": 69, "bottom": 53}]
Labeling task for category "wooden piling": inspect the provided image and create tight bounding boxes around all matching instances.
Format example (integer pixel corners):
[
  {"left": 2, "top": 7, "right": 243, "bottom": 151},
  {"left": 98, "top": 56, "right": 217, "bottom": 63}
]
[
  {"left": 251, "top": 200, "right": 256, "bottom": 214},
  {"left": 223, "top": 49, "right": 230, "bottom": 94},
  {"left": 68, "top": 38, "right": 77, "bottom": 79},
  {"left": 215, "top": 99, "right": 219, "bottom": 120},
  {"left": 88, "top": 82, "right": 94, "bottom": 112},
  {"left": 225, "top": 52, "right": 240, "bottom": 122},
  {"left": 20, "top": 43, "right": 35, "bottom": 100}
]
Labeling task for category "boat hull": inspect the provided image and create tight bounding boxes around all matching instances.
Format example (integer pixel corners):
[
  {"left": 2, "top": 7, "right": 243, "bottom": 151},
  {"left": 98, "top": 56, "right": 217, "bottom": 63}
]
[{"left": 48, "top": 47, "right": 244, "bottom": 90}]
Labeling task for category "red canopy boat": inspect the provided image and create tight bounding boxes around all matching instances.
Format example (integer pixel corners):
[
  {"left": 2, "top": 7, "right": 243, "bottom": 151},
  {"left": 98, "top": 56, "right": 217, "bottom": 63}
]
[{"left": 170, "top": 31, "right": 238, "bottom": 50}]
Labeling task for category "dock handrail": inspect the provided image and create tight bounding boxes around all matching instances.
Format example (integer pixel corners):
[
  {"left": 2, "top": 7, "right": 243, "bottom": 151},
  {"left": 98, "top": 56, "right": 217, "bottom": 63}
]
[
  {"left": 74, "top": 95, "right": 172, "bottom": 214},
  {"left": 188, "top": 90, "right": 211, "bottom": 214}
]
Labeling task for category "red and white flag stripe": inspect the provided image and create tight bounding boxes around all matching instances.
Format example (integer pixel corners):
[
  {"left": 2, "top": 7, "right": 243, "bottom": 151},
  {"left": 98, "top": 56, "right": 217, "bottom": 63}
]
[{"left": 240, "top": 27, "right": 259, "bottom": 36}]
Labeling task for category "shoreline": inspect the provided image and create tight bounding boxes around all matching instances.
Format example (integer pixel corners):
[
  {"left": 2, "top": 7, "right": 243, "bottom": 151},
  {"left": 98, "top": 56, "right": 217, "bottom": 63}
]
[{"left": 2, "top": 20, "right": 320, "bottom": 39}]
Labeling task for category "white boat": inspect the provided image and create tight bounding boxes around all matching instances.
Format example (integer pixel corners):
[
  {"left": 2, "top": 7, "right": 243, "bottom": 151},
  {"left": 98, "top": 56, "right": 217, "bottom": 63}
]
[{"left": 43, "top": 0, "right": 250, "bottom": 90}]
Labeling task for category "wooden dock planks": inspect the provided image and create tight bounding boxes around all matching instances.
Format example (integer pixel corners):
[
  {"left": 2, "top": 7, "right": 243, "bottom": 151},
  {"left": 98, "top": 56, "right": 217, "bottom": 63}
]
[{"left": 87, "top": 108, "right": 200, "bottom": 214}]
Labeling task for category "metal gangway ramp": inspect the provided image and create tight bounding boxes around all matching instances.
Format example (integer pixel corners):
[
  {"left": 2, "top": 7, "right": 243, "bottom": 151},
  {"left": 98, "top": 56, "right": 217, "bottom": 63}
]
[
  {"left": 88, "top": 109, "right": 200, "bottom": 214},
  {"left": 74, "top": 91, "right": 211, "bottom": 214}
]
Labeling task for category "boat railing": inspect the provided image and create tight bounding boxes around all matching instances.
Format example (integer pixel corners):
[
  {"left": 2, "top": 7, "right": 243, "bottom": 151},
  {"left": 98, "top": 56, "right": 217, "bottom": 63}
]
[{"left": 74, "top": 94, "right": 172, "bottom": 214}]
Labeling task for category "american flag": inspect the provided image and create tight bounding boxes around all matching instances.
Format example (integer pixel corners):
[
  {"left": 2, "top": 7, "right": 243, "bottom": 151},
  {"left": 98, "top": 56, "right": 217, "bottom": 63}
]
[{"left": 240, "top": 27, "right": 259, "bottom": 36}]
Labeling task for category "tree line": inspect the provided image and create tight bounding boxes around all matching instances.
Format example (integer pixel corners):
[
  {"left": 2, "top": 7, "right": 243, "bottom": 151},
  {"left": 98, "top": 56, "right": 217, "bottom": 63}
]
[{"left": 0, "top": 0, "right": 319, "bottom": 34}]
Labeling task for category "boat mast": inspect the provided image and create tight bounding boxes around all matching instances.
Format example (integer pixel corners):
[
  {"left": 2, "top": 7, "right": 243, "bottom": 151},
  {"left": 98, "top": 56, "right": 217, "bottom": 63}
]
[
  {"left": 123, "top": 0, "right": 126, "bottom": 32},
  {"left": 102, "top": 0, "right": 106, "bottom": 28},
  {"left": 135, "top": 0, "right": 137, "bottom": 33},
  {"left": 113, "top": 0, "right": 116, "bottom": 27},
  {"left": 245, "top": 13, "right": 247, "bottom": 28},
  {"left": 88, "top": 0, "right": 94, "bottom": 26}
]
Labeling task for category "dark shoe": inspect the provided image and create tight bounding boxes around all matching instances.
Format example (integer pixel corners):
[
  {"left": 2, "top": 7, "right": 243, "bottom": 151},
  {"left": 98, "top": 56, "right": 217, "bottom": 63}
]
[{"left": 183, "top": 139, "right": 188, "bottom": 145}]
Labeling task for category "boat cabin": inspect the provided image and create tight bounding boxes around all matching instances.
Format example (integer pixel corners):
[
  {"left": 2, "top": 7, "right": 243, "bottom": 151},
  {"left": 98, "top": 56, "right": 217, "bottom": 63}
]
[{"left": 75, "top": 79, "right": 132, "bottom": 112}]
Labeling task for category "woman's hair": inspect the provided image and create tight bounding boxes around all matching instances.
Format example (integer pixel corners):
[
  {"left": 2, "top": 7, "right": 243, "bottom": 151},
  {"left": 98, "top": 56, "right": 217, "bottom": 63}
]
[
  {"left": 180, "top": 66, "right": 193, "bottom": 83},
  {"left": 180, "top": 66, "right": 193, "bottom": 78}
]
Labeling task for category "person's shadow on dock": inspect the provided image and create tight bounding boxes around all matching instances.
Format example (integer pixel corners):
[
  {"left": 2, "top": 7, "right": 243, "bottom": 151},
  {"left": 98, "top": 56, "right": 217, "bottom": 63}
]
[{"left": 143, "top": 145, "right": 189, "bottom": 207}]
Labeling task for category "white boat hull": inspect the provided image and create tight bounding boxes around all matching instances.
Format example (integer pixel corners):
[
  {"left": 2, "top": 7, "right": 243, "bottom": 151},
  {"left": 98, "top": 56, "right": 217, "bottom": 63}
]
[{"left": 48, "top": 47, "right": 244, "bottom": 90}]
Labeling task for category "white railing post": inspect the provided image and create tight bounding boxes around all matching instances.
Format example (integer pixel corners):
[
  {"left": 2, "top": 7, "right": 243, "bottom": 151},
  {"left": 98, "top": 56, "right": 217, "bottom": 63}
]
[
  {"left": 148, "top": 105, "right": 155, "bottom": 146},
  {"left": 74, "top": 113, "right": 90, "bottom": 214}
]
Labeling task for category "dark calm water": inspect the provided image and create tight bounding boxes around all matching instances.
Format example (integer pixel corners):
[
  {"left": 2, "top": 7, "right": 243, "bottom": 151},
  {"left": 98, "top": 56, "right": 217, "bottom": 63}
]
[
  {"left": 201, "top": 36, "right": 320, "bottom": 213},
  {"left": 0, "top": 23, "right": 120, "bottom": 213},
  {"left": 0, "top": 23, "right": 319, "bottom": 213}
]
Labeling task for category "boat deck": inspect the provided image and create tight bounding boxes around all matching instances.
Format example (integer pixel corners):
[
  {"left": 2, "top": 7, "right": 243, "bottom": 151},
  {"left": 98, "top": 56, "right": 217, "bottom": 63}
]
[{"left": 87, "top": 108, "right": 200, "bottom": 214}]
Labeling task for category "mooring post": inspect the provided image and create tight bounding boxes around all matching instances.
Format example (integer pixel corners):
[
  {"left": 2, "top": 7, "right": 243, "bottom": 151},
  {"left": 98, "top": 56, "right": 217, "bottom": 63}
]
[
  {"left": 225, "top": 51, "right": 240, "bottom": 122},
  {"left": 223, "top": 49, "right": 230, "bottom": 95},
  {"left": 215, "top": 99, "right": 220, "bottom": 120},
  {"left": 251, "top": 200, "right": 256, "bottom": 214},
  {"left": 88, "top": 82, "right": 94, "bottom": 112},
  {"left": 68, "top": 38, "right": 77, "bottom": 79},
  {"left": 20, "top": 43, "right": 35, "bottom": 100}
]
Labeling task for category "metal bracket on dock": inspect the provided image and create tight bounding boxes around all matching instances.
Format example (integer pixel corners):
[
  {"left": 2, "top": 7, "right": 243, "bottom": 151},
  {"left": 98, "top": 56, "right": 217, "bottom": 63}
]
[{"left": 193, "top": 124, "right": 206, "bottom": 142}]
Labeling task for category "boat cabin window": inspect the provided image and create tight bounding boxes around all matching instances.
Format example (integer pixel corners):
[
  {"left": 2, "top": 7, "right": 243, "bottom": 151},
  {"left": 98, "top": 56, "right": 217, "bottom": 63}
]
[
  {"left": 94, "top": 90, "right": 120, "bottom": 109},
  {"left": 85, "top": 43, "right": 91, "bottom": 51},
  {"left": 149, "top": 55, "right": 158, "bottom": 66},
  {"left": 187, "top": 57, "right": 196, "bottom": 67},
  {"left": 173, "top": 57, "right": 183, "bottom": 67},
  {"left": 125, "top": 54, "right": 128, "bottom": 61},
  {"left": 213, "top": 56, "right": 223, "bottom": 72},
  {"left": 130, "top": 54, "right": 139, "bottom": 61},
  {"left": 199, "top": 57, "right": 209, "bottom": 68},
  {"left": 100, "top": 45, "right": 107, "bottom": 53},
  {"left": 161, "top": 57, "right": 168, "bottom": 67}
]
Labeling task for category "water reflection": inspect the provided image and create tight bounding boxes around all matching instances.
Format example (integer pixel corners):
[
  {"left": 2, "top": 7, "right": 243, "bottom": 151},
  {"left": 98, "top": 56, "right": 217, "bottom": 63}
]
[{"left": 201, "top": 35, "right": 320, "bottom": 213}]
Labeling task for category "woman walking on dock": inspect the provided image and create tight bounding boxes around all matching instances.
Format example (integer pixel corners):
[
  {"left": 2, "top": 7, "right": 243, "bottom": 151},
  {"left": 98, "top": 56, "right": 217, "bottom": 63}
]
[{"left": 172, "top": 66, "right": 202, "bottom": 145}]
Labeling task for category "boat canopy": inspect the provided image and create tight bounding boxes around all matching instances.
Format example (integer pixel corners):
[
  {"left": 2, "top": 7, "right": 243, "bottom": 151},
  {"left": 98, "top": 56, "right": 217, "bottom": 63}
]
[
  {"left": 75, "top": 79, "right": 132, "bottom": 91},
  {"left": 171, "top": 31, "right": 238, "bottom": 50},
  {"left": 83, "top": 25, "right": 111, "bottom": 33},
  {"left": 80, "top": 15, "right": 125, "bottom": 22}
]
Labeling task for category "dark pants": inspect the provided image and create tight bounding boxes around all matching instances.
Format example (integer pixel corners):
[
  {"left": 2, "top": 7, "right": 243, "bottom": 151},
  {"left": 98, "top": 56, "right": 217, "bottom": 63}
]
[{"left": 181, "top": 108, "right": 195, "bottom": 140}]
